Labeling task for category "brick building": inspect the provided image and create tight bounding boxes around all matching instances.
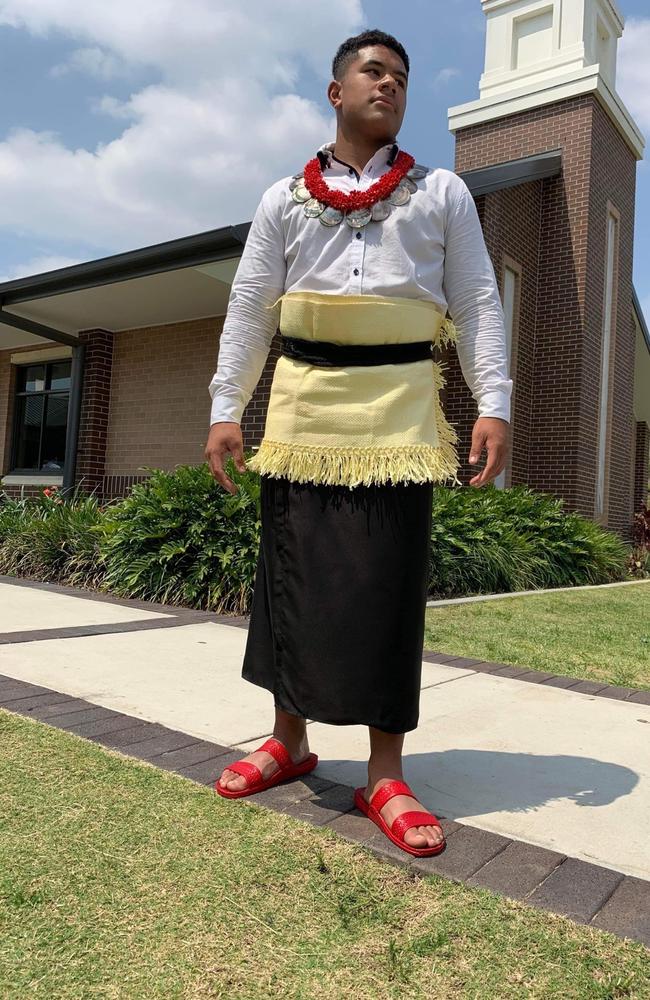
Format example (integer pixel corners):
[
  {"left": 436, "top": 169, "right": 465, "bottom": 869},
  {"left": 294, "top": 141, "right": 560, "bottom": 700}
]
[{"left": 0, "top": 0, "right": 648, "bottom": 536}]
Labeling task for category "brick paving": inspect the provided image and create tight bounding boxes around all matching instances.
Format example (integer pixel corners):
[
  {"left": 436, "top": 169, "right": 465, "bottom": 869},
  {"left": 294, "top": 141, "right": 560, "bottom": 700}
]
[{"left": 1, "top": 667, "right": 649, "bottom": 948}]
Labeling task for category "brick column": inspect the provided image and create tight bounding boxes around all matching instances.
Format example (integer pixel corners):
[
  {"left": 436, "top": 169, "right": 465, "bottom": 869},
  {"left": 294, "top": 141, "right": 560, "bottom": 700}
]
[
  {"left": 453, "top": 94, "right": 637, "bottom": 536},
  {"left": 75, "top": 329, "right": 114, "bottom": 501},
  {"left": 633, "top": 421, "right": 650, "bottom": 513}
]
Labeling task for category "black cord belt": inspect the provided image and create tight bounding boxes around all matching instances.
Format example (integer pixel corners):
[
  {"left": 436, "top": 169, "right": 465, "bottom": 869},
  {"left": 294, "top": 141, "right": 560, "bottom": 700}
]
[{"left": 280, "top": 335, "right": 433, "bottom": 367}]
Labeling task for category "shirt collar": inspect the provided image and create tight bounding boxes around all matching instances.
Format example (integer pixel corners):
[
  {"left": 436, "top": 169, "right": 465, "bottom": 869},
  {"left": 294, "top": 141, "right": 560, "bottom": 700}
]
[{"left": 315, "top": 140, "right": 399, "bottom": 178}]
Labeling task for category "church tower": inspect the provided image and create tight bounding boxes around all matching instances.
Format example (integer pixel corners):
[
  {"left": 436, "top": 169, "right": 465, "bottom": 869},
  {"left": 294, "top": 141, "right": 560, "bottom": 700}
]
[{"left": 446, "top": 0, "right": 645, "bottom": 535}]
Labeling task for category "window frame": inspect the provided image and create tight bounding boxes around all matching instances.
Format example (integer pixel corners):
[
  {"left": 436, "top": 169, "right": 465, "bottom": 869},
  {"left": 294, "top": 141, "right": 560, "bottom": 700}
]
[
  {"left": 594, "top": 202, "right": 620, "bottom": 523},
  {"left": 10, "top": 358, "right": 72, "bottom": 476},
  {"left": 494, "top": 254, "right": 521, "bottom": 490}
]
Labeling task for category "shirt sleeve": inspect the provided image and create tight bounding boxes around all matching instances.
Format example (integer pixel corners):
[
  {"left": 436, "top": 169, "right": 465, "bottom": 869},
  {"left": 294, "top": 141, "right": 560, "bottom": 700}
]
[
  {"left": 442, "top": 175, "right": 513, "bottom": 423},
  {"left": 208, "top": 184, "right": 287, "bottom": 426}
]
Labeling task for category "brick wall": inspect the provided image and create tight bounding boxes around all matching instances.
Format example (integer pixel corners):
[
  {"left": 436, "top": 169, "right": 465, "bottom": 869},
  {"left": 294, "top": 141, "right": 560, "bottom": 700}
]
[
  {"left": 634, "top": 421, "right": 650, "bottom": 513},
  {"left": 99, "top": 316, "right": 222, "bottom": 498},
  {"left": 0, "top": 315, "right": 285, "bottom": 504},
  {"left": 101, "top": 314, "right": 281, "bottom": 499},
  {"left": 440, "top": 180, "right": 544, "bottom": 487},
  {"left": 453, "top": 93, "right": 638, "bottom": 537},
  {"left": 76, "top": 329, "right": 114, "bottom": 499}
]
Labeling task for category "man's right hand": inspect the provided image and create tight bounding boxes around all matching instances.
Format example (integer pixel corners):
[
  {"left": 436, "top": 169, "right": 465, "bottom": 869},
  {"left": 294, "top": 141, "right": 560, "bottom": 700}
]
[{"left": 204, "top": 422, "right": 247, "bottom": 495}]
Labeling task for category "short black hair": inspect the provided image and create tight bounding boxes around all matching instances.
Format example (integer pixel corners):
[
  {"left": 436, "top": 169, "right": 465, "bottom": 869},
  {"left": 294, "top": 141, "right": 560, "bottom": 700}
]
[{"left": 332, "top": 29, "right": 409, "bottom": 81}]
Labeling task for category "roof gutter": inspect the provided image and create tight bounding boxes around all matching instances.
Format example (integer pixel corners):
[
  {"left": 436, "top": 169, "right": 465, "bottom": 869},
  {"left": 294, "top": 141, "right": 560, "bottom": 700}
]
[
  {"left": 632, "top": 286, "right": 650, "bottom": 353},
  {"left": 0, "top": 222, "right": 250, "bottom": 306}
]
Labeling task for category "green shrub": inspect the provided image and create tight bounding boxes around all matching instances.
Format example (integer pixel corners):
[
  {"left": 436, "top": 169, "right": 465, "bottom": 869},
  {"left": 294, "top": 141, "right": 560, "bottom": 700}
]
[
  {"left": 0, "top": 494, "right": 33, "bottom": 545},
  {"left": 627, "top": 506, "right": 649, "bottom": 578},
  {"left": 0, "top": 471, "right": 634, "bottom": 613},
  {"left": 0, "top": 484, "right": 107, "bottom": 588},
  {"left": 428, "top": 484, "right": 629, "bottom": 598},
  {"left": 97, "top": 460, "right": 260, "bottom": 614}
]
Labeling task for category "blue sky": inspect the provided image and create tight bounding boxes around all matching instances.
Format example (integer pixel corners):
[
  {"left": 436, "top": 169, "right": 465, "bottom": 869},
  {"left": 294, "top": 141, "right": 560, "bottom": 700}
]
[{"left": 0, "top": 0, "right": 648, "bottom": 316}]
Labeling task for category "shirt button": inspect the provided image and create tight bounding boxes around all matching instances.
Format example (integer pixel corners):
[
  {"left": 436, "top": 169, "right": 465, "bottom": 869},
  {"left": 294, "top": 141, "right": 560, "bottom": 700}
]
[
  {"left": 353, "top": 268, "right": 359, "bottom": 276},
  {"left": 356, "top": 231, "right": 362, "bottom": 239}
]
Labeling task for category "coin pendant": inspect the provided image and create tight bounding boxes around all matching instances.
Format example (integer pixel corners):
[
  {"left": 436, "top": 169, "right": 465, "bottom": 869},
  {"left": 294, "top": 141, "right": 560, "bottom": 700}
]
[
  {"left": 289, "top": 175, "right": 303, "bottom": 191},
  {"left": 407, "top": 164, "right": 428, "bottom": 180},
  {"left": 292, "top": 183, "right": 311, "bottom": 203},
  {"left": 388, "top": 183, "right": 411, "bottom": 206},
  {"left": 403, "top": 176, "right": 418, "bottom": 194},
  {"left": 345, "top": 207, "right": 372, "bottom": 228},
  {"left": 303, "top": 198, "right": 325, "bottom": 218},
  {"left": 319, "top": 205, "right": 344, "bottom": 226},
  {"left": 371, "top": 199, "right": 391, "bottom": 221}
]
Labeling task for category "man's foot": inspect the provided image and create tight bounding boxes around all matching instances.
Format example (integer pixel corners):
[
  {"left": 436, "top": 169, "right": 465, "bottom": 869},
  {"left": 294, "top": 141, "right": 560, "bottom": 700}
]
[
  {"left": 363, "top": 775, "right": 444, "bottom": 850},
  {"left": 218, "top": 734, "right": 312, "bottom": 792}
]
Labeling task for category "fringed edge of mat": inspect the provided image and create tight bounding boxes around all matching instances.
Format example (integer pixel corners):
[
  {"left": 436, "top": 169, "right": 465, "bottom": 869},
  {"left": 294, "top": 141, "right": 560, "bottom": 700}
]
[
  {"left": 435, "top": 317, "right": 458, "bottom": 350},
  {"left": 246, "top": 440, "right": 460, "bottom": 488}
]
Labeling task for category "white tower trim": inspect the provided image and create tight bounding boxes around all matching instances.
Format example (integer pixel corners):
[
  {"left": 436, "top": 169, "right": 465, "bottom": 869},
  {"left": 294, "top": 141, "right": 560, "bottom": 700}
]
[{"left": 448, "top": 0, "right": 645, "bottom": 160}]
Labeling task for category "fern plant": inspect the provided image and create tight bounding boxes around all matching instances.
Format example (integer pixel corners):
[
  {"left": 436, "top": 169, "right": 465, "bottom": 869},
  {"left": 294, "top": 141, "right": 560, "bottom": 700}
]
[
  {"left": 428, "top": 484, "right": 629, "bottom": 598},
  {"left": 97, "top": 459, "right": 261, "bottom": 614}
]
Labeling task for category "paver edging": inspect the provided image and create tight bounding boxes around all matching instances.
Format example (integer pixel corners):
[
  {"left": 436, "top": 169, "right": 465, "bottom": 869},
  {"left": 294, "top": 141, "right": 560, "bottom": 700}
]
[
  {"left": 1, "top": 669, "right": 648, "bottom": 949},
  {"left": 1, "top": 572, "right": 648, "bottom": 704}
]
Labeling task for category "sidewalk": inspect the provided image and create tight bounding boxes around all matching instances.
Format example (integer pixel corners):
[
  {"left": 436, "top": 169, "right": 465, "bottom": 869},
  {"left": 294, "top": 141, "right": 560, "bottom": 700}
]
[{"left": 1, "top": 575, "right": 649, "bottom": 944}]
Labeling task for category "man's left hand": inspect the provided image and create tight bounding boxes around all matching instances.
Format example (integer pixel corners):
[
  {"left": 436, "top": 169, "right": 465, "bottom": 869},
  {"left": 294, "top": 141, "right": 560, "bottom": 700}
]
[{"left": 468, "top": 416, "right": 510, "bottom": 487}]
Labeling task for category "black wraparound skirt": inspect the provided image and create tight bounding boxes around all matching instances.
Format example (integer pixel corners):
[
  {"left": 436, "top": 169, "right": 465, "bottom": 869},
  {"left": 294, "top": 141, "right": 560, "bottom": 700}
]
[{"left": 241, "top": 474, "right": 434, "bottom": 734}]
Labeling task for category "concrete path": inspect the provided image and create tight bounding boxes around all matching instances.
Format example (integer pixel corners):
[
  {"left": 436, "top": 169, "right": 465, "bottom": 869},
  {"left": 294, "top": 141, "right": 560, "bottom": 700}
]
[{"left": 1, "top": 579, "right": 648, "bottom": 882}]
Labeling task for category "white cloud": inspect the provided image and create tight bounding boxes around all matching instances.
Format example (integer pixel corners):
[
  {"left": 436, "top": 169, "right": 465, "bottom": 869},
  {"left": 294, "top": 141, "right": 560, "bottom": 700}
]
[
  {"left": 618, "top": 17, "right": 650, "bottom": 139},
  {"left": 0, "top": 0, "right": 363, "bottom": 265},
  {"left": 432, "top": 67, "right": 461, "bottom": 90},
  {"left": 49, "top": 46, "right": 132, "bottom": 81},
  {"left": 0, "top": 254, "right": 84, "bottom": 284}
]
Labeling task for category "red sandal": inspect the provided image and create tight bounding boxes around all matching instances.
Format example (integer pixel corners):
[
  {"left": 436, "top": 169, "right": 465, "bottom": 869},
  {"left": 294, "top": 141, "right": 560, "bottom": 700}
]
[
  {"left": 354, "top": 779, "right": 446, "bottom": 857},
  {"left": 215, "top": 736, "right": 318, "bottom": 799}
]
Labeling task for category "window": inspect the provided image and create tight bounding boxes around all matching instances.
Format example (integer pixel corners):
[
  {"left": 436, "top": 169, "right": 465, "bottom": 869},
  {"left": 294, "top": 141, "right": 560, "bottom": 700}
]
[
  {"left": 494, "top": 264, "right": 518, "bottom": 490},
  {"left": 595, "top": 209, "right": 619, "bottom": 519},
  {"left": 11, "top": 360, "right": 71, "bottom": 475}
]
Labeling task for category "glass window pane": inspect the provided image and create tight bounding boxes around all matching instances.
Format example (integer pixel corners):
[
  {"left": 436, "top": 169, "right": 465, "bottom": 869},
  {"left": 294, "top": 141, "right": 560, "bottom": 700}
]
[
  {"left": 40, "top": 393, "right": 68, "bottom": 471},
  {"left": 21, "top": 365, "right": 46, "bottom": 392},
  {"left": 14, "top": 394, "right": 43, "bottom": 469},
  {"left": 49, "top": 361, "right": 71, "bottom": 391}
]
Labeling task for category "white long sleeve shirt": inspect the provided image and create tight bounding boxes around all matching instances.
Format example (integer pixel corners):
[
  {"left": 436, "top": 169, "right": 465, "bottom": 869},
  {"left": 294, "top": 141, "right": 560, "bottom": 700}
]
[{"left": 208, "top": 139, "right": 512, "bottom": 427}]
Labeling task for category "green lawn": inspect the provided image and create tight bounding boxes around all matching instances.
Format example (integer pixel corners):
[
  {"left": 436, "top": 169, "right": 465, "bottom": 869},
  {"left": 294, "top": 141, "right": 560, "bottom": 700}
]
[
  {"left": 1, "top": 710, "right": 648, "bottom": 999},
  {"left": 424, "top": 582, "right": 650, "bottom": 690}
]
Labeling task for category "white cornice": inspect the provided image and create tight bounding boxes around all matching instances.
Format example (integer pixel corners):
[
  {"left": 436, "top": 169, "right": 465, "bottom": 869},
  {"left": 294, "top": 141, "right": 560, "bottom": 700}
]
[
  {"left": 481, "top": 0, "right": 624, "bottom": 31},
  {"left": 448, "top": 65, "right": 645, "bottom": 160}
]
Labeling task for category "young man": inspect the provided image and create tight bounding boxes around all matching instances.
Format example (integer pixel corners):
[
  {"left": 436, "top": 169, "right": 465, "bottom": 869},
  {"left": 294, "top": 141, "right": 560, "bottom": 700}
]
[{"left": 205, "top": 30, "right": 511, "bottom": 856}]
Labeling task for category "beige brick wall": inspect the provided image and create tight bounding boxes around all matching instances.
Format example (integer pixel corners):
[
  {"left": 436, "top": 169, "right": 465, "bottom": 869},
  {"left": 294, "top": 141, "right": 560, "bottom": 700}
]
[{"left": 104, "top": 315, "right": 225, "bottom": 477}]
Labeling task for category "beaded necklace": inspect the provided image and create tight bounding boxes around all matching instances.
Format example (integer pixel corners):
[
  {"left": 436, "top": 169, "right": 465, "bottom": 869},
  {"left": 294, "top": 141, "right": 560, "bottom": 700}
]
[{"left": 290, "top": 148, "right": 428, "bottom": 228}]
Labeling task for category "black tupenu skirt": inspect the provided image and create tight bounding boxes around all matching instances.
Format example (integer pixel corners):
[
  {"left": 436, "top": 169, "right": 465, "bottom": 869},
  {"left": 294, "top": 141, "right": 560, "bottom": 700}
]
[{"left": 241, "top": 473, "right": 434, "bottom": 734}]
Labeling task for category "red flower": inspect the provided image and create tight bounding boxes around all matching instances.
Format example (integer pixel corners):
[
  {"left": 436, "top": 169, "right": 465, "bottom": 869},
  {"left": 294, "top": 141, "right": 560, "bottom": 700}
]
[{"left": 302, "top": 150, "right": 415, "bottom": 212}]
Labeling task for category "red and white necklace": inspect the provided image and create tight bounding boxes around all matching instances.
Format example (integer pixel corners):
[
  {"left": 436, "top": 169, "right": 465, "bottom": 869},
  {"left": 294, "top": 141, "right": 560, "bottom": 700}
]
[{"left": 290, "top": 146, "right": 428, "bottom": 228}]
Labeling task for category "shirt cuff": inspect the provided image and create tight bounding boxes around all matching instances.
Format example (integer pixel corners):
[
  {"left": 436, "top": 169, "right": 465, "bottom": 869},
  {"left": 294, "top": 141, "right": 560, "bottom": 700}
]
[
  {"left": 476, "top": 390, "right": 511, "bottom": 423},
  {"left": 210, "top": 397, "right": 242, "bottom": 427}
]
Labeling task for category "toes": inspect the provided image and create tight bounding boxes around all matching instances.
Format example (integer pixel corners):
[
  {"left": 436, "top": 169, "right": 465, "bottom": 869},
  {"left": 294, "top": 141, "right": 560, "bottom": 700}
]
[
  {"left": 404, "top": 828, "right": 428, "bottom": 847},
  {"left": 422, "top": 825, "right": 444, "bottom": 847},
  {"left": 219, "top": 770, "right": 245, "bottom": 790},
  {"left": 404, "top": 825, "right": 443, "bottom": 848}
]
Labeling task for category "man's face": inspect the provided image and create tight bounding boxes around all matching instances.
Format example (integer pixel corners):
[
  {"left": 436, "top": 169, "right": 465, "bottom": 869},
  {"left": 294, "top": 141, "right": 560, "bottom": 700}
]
[{"left": 329, "top": 44, "right": 408, "bottom": 139}]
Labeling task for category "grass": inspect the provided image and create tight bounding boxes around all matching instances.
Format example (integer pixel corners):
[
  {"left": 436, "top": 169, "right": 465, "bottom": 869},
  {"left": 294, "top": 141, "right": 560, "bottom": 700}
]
[
  {"left": 1, "top": 710, "right": 648, "bottom": 999},
  {"left": 424, "top": 582, "right": 650, "bottom": 690}
]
